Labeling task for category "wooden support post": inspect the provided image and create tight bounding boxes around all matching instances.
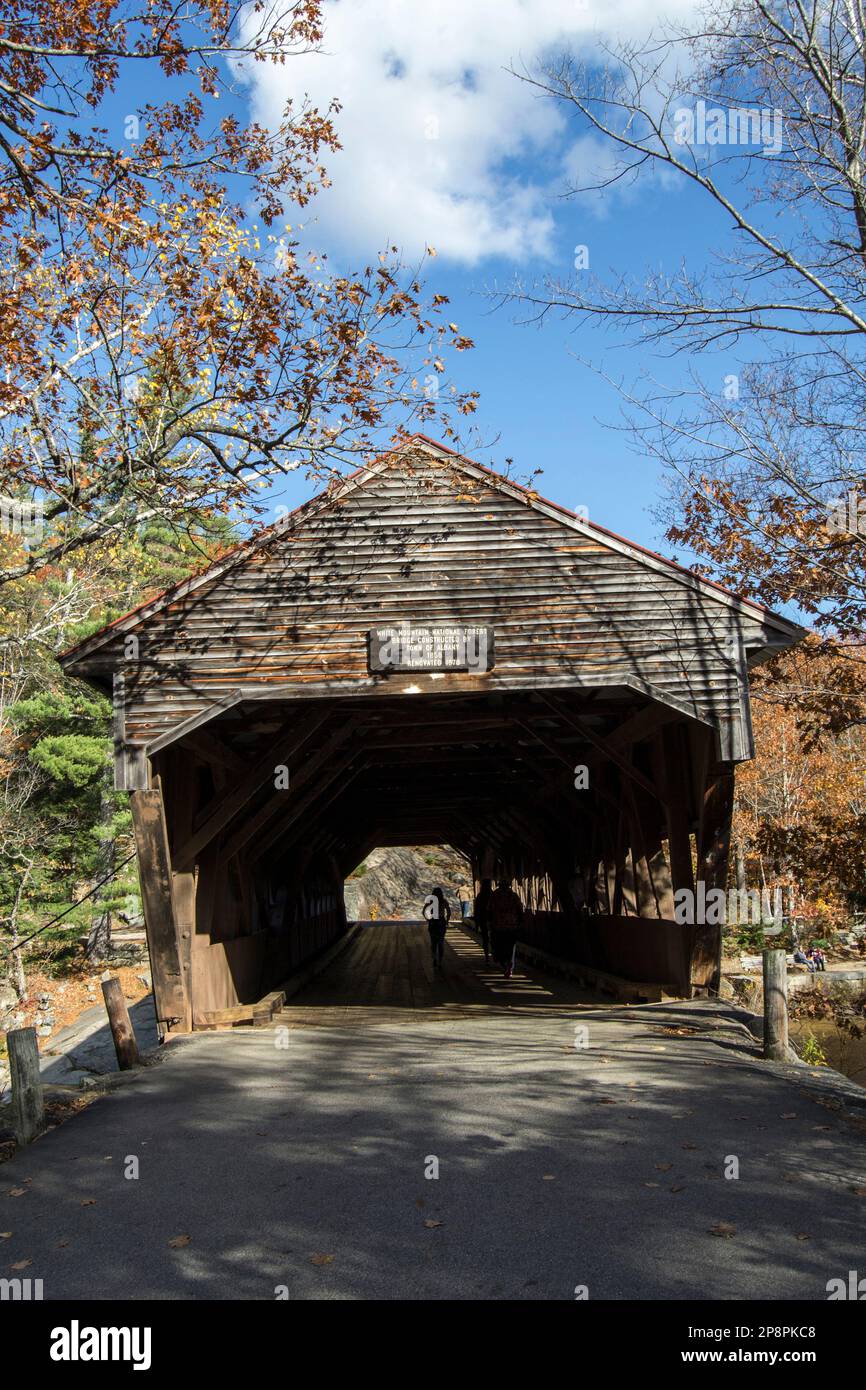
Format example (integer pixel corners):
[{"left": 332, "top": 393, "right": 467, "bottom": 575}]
[
  {"left": 624, "top": 778, "right": 662, "bottom": 918},
  {"left": 8, "top": 1027, "right": 44, "bottom": 1144},
  {"left": 651, "top": 724, "right": 695, "bottom": 899},
  {"left": 695, "top": 760, "right": 736, "bottom": 995},
  {"left": 101, "top": 977, "right": 141, "bottom": 1069},
  {"left": 698, "top": 765, "right": 735, "bottom": 891},
  {"left": 130, "top": 784, "right": 188, "bottom": 1029},
  {"left": 762, "top": 948, "right": 789, "bottom": 1061}
]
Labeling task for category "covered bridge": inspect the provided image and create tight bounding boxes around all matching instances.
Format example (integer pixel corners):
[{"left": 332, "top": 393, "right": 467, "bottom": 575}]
[{"left": 60, "top": 437, "right": 802, "bottom": 1031}]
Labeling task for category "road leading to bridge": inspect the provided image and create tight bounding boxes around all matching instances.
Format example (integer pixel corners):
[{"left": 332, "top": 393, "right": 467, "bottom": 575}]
[{"left": 2, "top": 925, "right": 864, "bottom": 1300}]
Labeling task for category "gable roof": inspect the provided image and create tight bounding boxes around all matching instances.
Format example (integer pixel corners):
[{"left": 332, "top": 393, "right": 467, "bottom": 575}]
[{"left": 59, "top": 433, "right": 804, "bottom": 671}]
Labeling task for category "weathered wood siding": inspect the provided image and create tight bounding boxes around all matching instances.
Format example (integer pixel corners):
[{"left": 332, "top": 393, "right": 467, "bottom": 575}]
[{"left": 64, "top": 450, "right": 788, "bottom": 761}]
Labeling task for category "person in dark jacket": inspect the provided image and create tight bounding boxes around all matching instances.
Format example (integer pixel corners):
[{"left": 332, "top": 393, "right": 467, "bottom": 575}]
[
  {"left": 426, "top": 886, "right": 450, "bottom": 971},
  {"left": 474, "top": 878, "right": 493, "bottom": 964},
  {"left": 488, "top": 878, "right": 525, "bottom": 978}
]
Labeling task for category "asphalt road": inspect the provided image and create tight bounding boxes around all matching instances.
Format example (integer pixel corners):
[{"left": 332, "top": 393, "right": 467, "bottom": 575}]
[{"left": 2, "top": 929, "right": 865, "bottom": 1301}]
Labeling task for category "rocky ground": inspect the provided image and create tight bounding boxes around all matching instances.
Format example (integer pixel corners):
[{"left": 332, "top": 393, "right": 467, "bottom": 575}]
[
  {"left": 0, "top": 958, "right": 154, "bottom": 1106},
  {"left": 343, "top": 845, "right": 472, "bottom": 920}
]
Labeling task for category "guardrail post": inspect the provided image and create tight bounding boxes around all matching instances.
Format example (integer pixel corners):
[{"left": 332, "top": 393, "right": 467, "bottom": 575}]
[
  {"left": 8, "top": 1026, "right": 45, "bottom": 1144},
  {"left": 762, "top": 948, "right": 789, "bottom": 1061}
]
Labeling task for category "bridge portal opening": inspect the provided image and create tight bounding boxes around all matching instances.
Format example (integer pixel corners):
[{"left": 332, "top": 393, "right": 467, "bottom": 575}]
[
  {"left": 58, "top": 439, "right": 799, "bottom": 1032},
  {"left": 131, "top": 685, "right": 730, "bottom": 1029}
]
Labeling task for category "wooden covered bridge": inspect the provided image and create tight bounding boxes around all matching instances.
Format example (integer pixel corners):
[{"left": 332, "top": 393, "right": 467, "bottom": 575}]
[{"left": 60, "top": 437, "right": 801, "bottom": 1032}]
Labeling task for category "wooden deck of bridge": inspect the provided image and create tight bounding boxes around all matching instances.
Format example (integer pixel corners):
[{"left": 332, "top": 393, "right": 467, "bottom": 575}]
[{"left": 276, "top": 921, "right": 601, "bottom": 1028}]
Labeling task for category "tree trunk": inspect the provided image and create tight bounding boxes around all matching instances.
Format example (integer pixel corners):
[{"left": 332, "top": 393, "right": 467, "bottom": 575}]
[
  {"left": 6, "top": 867, "right": 32, "bottom": 999},
  {"left": 735, "top": 842, "right": 747, "bottom": 895},
  {"left": 9, "top": 920, "right": 26, "bottom": 999},
  {"left": 85, "top": 777, "right": 115, "bottom": 962}
]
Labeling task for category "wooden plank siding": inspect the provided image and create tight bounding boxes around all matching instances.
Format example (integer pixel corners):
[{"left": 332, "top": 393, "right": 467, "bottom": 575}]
[
  {"left": 58, "top": 440, "right": 804, "bottom": 1023},
  {"left": 61, "top": 446, "right": 797, "bottom": 764}
]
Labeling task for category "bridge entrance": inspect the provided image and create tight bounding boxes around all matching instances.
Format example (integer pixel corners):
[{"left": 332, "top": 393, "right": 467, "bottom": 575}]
[{"left": 59, "top": 437, "right": 801, "bottom": 1031}]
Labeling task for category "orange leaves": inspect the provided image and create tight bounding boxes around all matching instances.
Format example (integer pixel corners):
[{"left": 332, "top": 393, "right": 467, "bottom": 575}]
[{"left": 0, "top": 1, "right": 478, "bottom": 591}]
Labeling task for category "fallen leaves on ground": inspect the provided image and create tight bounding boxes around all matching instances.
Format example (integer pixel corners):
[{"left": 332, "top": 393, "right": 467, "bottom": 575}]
[
  {"left": 10, "top": 1258, "right": 31, "bottom": 1270},
  {"left": 168, "top": 1234, "right": 191, "bottom": 1248},
  {"left": 709, "top": 1222, "right": 737, "bottom": 1238},
  {"left": 423, "top": 1219, "right": 442, "bottom": 1229},
  {"left": 310, "top": 1253, "right": 334, "bottom": 1265}
]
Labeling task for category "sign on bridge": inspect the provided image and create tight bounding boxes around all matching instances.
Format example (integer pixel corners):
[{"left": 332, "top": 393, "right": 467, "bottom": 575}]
[{"left": 367, "top": 625, "right": 494, "bottom": 674}]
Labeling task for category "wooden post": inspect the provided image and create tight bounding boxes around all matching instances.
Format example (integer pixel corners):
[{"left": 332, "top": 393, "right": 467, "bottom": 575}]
[
  {"left": 8, "top": 1027, "right": 44, "bottom": 1144},
  {"left": 101, "top": 977, "right": 141, "bottom": 1070},
  {"left": 129, "top": 783, "right": 187, "bottom": 1029},
  {"left": 696, "top": 760, "right": 736, "bottom": 995},
  {"left": 762, "top": 948, "right": 789, "bottom": 1061}
]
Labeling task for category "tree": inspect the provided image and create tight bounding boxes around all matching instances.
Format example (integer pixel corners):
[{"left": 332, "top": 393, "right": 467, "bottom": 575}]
[
  {"left": 0, "top": 1, "right": 476, "bottom": 586},
  {"left": 505, "top": 0, "right": 866, "bottom": 731},
  {"left": 734, "top": 647, "right": 866, "bottom": 937},
  {"left": 0, "top": 507, "right": 239, "bottom": 988}
]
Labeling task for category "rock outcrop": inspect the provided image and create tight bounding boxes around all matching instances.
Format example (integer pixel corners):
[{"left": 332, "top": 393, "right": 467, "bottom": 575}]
[{"left": 343, "top": 845, "right": 471, "bottom": 921}]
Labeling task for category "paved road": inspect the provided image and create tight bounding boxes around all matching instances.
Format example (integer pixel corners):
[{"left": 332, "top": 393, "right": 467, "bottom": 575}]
[{"left": 2, "top": 924, "right": 865, "bottom": 1300}]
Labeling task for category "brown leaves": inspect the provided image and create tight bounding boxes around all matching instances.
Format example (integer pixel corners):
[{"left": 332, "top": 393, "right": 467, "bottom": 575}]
[
  {"left": 167, "top": 1234, "right": 191, "bottom": 1248},
  {"left": 423, "top": 1219, "right": 442, "bottom": 1229},
  {"left": 310, "top": 1252, "right": 335, "bottom": 1265},
  {"left": 709, "top": 1222, "right": 737, "bottom": 1239},
  {"left": 0, "top": 13, "right": 479, "bottom": 590}
]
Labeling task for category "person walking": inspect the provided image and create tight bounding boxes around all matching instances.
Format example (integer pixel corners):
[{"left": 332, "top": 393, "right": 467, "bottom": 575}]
[
  {"left": 474, "top": 877, "right": 493, "bottom": 964},
  {"left": 426, "top": 885, "right": 450, "bottom": 971},
  {"left": 457, "top": 882, "right": 473, "bottom": 920},
  {"left": 488, "top": 878, "right": 525, "bottom": 979}
]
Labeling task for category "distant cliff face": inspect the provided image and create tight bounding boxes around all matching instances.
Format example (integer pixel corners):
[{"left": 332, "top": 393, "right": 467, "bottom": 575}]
[{"left": 343, "top": 846, "right": 472, "bottom": 921}]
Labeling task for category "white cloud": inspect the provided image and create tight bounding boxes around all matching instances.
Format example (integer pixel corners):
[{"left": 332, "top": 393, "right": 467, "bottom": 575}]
[{"left": 239, "top": 0, "right": 700, "bottom": 265}]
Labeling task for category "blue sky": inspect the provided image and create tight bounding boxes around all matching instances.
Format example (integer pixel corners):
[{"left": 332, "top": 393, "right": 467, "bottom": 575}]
[
  {"left": 225, "top": 0, "right": 744, "bottom": 559},
  {"left": 109, "top": 0, "right": 751, "bottom": 560}
]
